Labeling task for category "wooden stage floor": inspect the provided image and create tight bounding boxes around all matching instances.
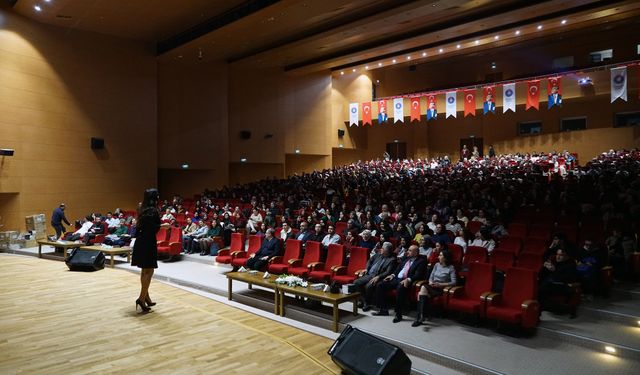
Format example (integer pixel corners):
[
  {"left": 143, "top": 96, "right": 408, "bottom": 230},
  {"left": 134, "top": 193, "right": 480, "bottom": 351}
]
[{"left": 0, "top": 255, "right": 340, "bottom": 374}]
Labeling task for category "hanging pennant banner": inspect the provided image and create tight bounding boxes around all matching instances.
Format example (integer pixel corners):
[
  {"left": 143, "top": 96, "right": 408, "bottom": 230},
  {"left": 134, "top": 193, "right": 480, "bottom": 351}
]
[
  {"left": 611, "top": 66, "right": 627, "bottom": 103},
  {"left": 393, "top": 98, "right": 404, "bottom": 123},
  {"left": 410, "top": 97, "right": 421, "bottom": 122},
  {"left": 426, "top": 95, "right": 437, "bottom": 121},
  {"left": 548, "top": 77, "right": 563, "bottom": 108},
  {"left": 348, "top": 103, "right": 359, "bottom": 126},
  {"left": 526, "top": 80, "right": 540, "bottom": 110},
  {"left": 377, "top": 100, "right": 388, "bottom": 124},
  {"left": 362, "top": 102, "right": 372, "bottom": 126},
  {"left": 464, "top": 89, "right": 475, "bottom": 117},
  {"left": 483, "top": 86, "right": 496, "bottom": 114},
  {"left": 446, "top": 91, "right": 457, "bottom": 118},
  {"left": 503, "top": 83, "right": 516, "bottom": 113}
]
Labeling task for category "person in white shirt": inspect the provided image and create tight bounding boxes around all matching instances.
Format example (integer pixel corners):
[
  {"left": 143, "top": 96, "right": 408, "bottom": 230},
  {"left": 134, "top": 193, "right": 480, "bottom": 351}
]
[
  {"left": 445, "top": 216, "right": 462, "bottom": 234},
  {"left": 105, "top": 212, "right": 120, "bottom": 229},
  {"left": 279, "top": 222, "right": 293, "bottom": 242},
  {"left": 456, "top": 209, "right": 469, "bottom": 227},
  {"left": 73, "top": 216, "right": 95, "bottom": 237},
  {"left": 471, "top": 209, "right": 488, "bottom": 225},
  {"left": 321, "top": 225, "right": 341, "bottom": 247},
  {"left": 161, "top": 208, "right": 175, "bottom": 222},
  {"left": 453, "top": 228, "right": 468, "bottom": 253},
  {"left": 426, "top": 214, "right": 439, "bottom": 233},
  {"left": 468, "top": 230, "right": 495, "bottom": 253},
  {"left": 246, "top": 208, "right": 263, "bottom": 234}
]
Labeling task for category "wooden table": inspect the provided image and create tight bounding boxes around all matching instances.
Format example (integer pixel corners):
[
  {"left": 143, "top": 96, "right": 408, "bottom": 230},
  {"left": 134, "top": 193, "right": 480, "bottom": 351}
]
[
  {"left": 80, "top": 245, "right": 132, "bottom": 268},
  {"left": 226, "top": 271, "right": 280, "bottom": 315},
  {"left": 276, "top": 284, "right": 359, "bottom": 332},
  {"left": 36, "top": 240, "right": 83, "bottom": 260}
]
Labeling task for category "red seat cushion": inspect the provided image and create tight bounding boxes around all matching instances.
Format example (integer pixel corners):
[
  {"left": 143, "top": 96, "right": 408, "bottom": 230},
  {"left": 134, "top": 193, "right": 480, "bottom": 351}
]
[
  {"left": 448, "top": 298, "right": 482, "bottom": 314},
  {"left": 308, "top": 270, "right": 332, "bottom": 282},
  {"left": 216, "top": 255, "right": 232, "bottom": 264},
  {"left": 268, "top": 264, "right": 289, "bottom": 274},
  {"left": 288, "top": 267, "right": 309, "bottom": 278},
  {"left": 486, "top": 306, "right": 522, "bottom": 324},
  {"left": 332, "top": 275, "right": 355, "bottom": 284}
]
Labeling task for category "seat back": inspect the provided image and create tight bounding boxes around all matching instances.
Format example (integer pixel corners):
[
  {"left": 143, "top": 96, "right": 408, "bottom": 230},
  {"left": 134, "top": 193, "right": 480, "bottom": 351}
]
[
  {"left": 325, "top": 244, "right": 345, "bottom": 268},
  {"left": 502, "top": 267, "right": 538, "bottom": 309},
  {"left": 490, "top": 249, "right": 515, "bottom": 272},
  {"left": 347, "top": 247, "right": 370, "bottom": 274},
  {"left": 168, "top": 227, "right": 181, "bottom": 243},
  {"left": 516, "top": 252, "right": 544, "bottom": 272},
  {"left": 229, "top": 232, "right": 245, "bottom": 252},
  {"left": 467, "top": 220, "right": 483, "bottom": 234},
  {"left": 247, "top": 235, "right": 263, "bottom": 256},
  {"left": 282, "top": 239, "right": 302, "bottom": 262},
  {"left": 302, "top": 241, "right": 322, "bottom": 266},
  {"left": 522, "top": 238, "right": 547, "bottom": 255},
  {"left": 156, "top": 227, "right": 169, "bottom": 242},
  {"left": 465, "top": 246, "right": 488, "bottom": 265},
  {"left": 507, "top": 222, "right": 527, "bottom": 239},
  {"left": 465, "top": 262, "right": 495, "bottom": 299},
  {"left": 496, "top": 237, "right": 522, "bottom": 255},
  {"left": 448, "top": 244, "right": 464, "bottom": 267},
  {"left": 528, "top": 224, "right": 551, "bottom": 240},
  {"left": 335, "top": 221, "right": 348, "bottom": 235}
]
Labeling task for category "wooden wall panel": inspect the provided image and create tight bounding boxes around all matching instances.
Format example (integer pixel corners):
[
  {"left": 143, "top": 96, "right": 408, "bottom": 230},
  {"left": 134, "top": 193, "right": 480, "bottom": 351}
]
[
  {"left": 228, "top": 162, "right": 284, "bottom": 186},
  {"left": 158, "top": 169, "right": 219, "bottom": 199},
  {"left": 284, "top": 154, "right": 329, "bottom": 177},
  {"left": 0, "top": 10, "right": 157, "bottom": 231}
]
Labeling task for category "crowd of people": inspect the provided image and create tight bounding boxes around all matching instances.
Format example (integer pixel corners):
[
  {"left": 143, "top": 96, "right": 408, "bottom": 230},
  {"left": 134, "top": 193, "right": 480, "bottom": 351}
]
[{"left": 56, "top": 148, "right": 640, "bottom": 322}]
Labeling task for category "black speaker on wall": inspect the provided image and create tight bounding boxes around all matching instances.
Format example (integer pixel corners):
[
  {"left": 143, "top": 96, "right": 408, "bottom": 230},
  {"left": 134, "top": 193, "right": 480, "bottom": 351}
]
[
  {"left": 240, "top": 131, "right": 252, "bottom": 139},
  {"left": 91, "top": 137, "right": 105, "bottom": 150},
  {"left": 337, "top": 129, "right": 345, "bottom": 138},
  {"left": 328, "top": 325, "right": 411, "bottom": 375}
]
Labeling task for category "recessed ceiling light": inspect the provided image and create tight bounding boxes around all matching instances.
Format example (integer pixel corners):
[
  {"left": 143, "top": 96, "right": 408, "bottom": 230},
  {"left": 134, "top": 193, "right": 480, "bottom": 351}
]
[
  {"left": 339, "top": 144, "right": 344, "bottom": 148},
  {"left": 439, "top": 48, "right": 443, "bottom": 53},
  {"left": 537, "top": 25, "right": 543, "bottom": 30},
  {"left": 406, "top": 56, "right": 411, "bottom": 60},
  {"left": 34, "top": 5, "right": 41, "bottom": 11},
  {"left": 44, "top": 0, "right": 51, "bottom": 2},
  {"left": 604, "top": 346, "right": 616, "bottom": 354},
  {"left": 352, "top": 68, "right": 356, "bottom": 72},
  {"left": 181, "top": 163, "right": 189, "bottom": 169},
  {"left": 340, "top": 71, "right": 344, "bottom": 75},
  {"left": 295, "top": 149, "right": 300, "bottom": 154},
  {"left": 392, "top": 59, "right": 396, "bottom": 63},
  {"left": 475, "top": 40, "right": 480, "bottom": 45},
  {"left": 515, "top": 30, "right": 521, "bottom": 35},
  {"left": 240, "top": 158, "right": 247, "bottom": 162},
  {"left": 494, "top": 35, "right": 499, "bottom": 40},
  {"left": 365, "top": 66, "right": 369, "bottom": 70},
  {"left": 456, "top": 44, "right": 461, "bottom": 49},
  {"left": 422, "top": 52, "right": 427, "bottom": 57},
  {"left": 561, "top": 19, "right": 567, "bottom": 25},
  {"left": 378, "top": 62, "right": 382, "bottom": 67}
]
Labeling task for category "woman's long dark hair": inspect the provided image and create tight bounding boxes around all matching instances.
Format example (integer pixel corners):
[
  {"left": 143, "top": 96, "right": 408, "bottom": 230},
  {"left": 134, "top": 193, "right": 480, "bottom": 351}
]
[
  {"left": 140, "top": 188, "right": 159, "bottom": 213},
  {"left": 440, "top": 248, "right": 454, "bottom": 266}
]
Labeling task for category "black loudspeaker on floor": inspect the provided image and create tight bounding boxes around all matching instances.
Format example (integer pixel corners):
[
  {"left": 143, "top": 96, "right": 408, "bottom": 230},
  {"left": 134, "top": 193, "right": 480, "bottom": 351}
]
[
  {"left": 65, "top": 249, "right": 105, "bottom": 271},
  {"left": 328, "top": 325, "right": 411, "bottom": 375}
]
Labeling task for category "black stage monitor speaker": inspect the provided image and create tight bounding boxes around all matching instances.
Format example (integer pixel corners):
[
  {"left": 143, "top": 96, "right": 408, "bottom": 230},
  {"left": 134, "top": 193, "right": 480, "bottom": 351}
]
[
  {"left": 240, "top": 131, "right": 251, "bottom": 139},
  {"left": 328, "top": 325, "right": 411, "bottom": 375},
  {"left": 66, "top": 249, "right": 105, "bottom": 271},
  {"left": 0, "top": 148, "right": 14, "bottom": 156},
  {"left": 337, "top": 129, "right": 345, "bottom": 137},
  {"left": 91, "top": 137, "right": 105, "bottom": 149}
]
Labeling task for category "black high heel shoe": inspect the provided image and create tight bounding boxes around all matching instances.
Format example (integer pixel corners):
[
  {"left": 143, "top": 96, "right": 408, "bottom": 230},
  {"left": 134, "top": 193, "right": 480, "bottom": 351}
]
[
  {"left": 145, "top": 297, "right": 156, "bottom": 307},
  {"left": 136, "top": 299, "right": 151, "bottom": 312}
]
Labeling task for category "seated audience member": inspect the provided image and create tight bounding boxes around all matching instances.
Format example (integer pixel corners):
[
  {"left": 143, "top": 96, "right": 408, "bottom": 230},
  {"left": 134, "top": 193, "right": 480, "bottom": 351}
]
[
  {"left": 378, "top": 221, "right": 393, "bottom": 239},
  {"left": 393, "top": 221, "right": 412, "bottom": 244},
  {"left": 255, "top": 222, "right": 268, "bottom": 237},
  {"left": 103, "top": 218, "right": 130, "bottom": 246},
  {"left": 445, "top": 216, "right": 462, "bottom": 235},
  {"left": 455, "top": 209, "right": 469, "bottom": 228},
  {"left": 358, "top": 230, "right": 377, "bottom": 253},
  {"left": 84, "top": 216, "right": 106, "bottom": 243},
  {"left": 418, "top": 237, "right": 433, "bottom": 257},
  {"left": 246, "top": 208, "right": 263, "bottom": 235},
  {"left": 66, "top": 216, "right": 95, "bottom": 241},
  {"left": 431, "top": 224, "right": 452, "bottom": 246},
  {"left": 360, "top": 220, "right": 378, "bottom": 237},
  {"left": 373, "top": 245, "right": 426, "bottom": 323},
  {"left": 489, "top": 218, "right": 509, "bottom": 239},
  {"left": 355, "top": 242, "right": 397, "bottom": 311},
  {"left": 413, "top": 223, "right": 426, "bottom": 244},
  {"left": 245, "top": 228, "right": 281, "bottom": 270},
  {"left": 468, "top": 230, "right": 495, "bottom": 253},
  {"left": 395, "top": 236, "right": 409, "bottom": 259},
  {"left": 538, "top": 248, "right": 578, "bottom": 313},
  {"left": 414, "top": 249, "right": 457, "bottom": 326},
  {"left": 605, "top": 228, "right": 625, "bottom": 279},
  {"left": 471, "top": 209, "right": 488, "bottom": 225},
  {"left": 279, "top": 222, "right": 294, "bottom": 242},
  {"left": 161, "top": 208, "right": 175, "bottom": 223},
  {"left": 453, "top": 228, "right": 468, "bottom": 253},
  {"left": 308, "top": 223, "right": 325, "bottom": 243},
  {"left": 343, "top": 231, "right": 358, "bottom": 257},
  {"left": 576, "top": 239, "right": 605, "bottom": 296},
  {"left": 185, "top": 220, "right": 208, "bottom": 254},
  {"left": 263, "top": 212, "right": 276, "bottom": 228},
  {"left": 295, "top": 221, "right": 313, "bottom": 246},
  {"left": 343, "top": 219, "right": 360, "bottom": 236},
  {"left": 182, "top": 217, "right": 197, "bottom": 236},
  {"left": 321, "top": 224, "right": 341, "bottom": 247},
  {"left": 426, "top": 214, "right": 439, "bottom": 233},
  {"left": 199, "top": 219, "right": 223, "bottom": 256},
  {"left": 105, "top": 212, "right": 120, "bottom": 233}
]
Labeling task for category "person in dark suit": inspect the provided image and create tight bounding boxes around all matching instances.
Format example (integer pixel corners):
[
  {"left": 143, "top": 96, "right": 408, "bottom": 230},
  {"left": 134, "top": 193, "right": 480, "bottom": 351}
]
[
  {"left": 373, "top": 245, "right": 427, "bottom": 322},
  {"left": 548, "top": 84, "right": 562, "bottom": 108},
  {"left": 245, "top": 228, "right": 281, "bottom": 270},
  {"left": 51, "top": 203, "right": 71, "bottom": 240},
  {"left": 483, "top": 93, "right": 495, "bottom": 114},
  {"left": 307, "top": 223, "right": 325, "bottom": 243},
  {"left": 355, "top": 242, "right": 397, "bottom": 311}
]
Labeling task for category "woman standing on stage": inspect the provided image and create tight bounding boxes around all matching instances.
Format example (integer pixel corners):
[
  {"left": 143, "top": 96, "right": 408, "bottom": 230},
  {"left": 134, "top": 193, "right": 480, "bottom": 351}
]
[{"left": 132, "top": 188, "right": 163, "bottom": 312}]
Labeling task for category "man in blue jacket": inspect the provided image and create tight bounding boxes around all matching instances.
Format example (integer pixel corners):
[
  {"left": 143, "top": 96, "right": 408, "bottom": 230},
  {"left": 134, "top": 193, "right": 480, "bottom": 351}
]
[{"left": 51, "top": 203, "right": 70, "bottom": 240}]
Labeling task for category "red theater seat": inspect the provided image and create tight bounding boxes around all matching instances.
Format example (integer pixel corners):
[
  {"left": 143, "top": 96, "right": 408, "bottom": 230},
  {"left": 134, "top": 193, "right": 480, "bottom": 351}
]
[
  {"left": 332, "top": 247, "right": 369, "bottom": 285},
  {"left": 490, "top": 249, "right": 516, "bottom": 273},
  {"left": 268, "top": 239, "right": 302, "bottom": 274},
  {"left": 308, "top": 244, "right": 345, "bottom": 282},
  {"left": 157, "top": 226, "right": 183, "bottom": 260},
  {"left": 447, "top": 262, "right": 495, "bottom": 316},
  {"left": 231, "top": 235, "right": 263, "bottom": 268},
  {"left": 483, "top": 267, "right": 539, "bottom": 329},
  {"left": 288, "top": 241, "right": 321, "bottom": 278},
  {"left": 215, "top": 232, "right": 245, "bottom": 264}
]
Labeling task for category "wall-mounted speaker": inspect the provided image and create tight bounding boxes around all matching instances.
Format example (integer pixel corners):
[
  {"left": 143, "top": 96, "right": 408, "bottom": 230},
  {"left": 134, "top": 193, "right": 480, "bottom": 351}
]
[
  {"left": 90, "top": 137, "right": 105, "bottom": 150},
  {"left": 0, "top": 148, "right": 15, "bottom": 156},
  {"left": 337, "top": 129, "right": 345, "bottom": 138},
  {"left": 240, "top": 131, "right": 252, "bottom": 140}
]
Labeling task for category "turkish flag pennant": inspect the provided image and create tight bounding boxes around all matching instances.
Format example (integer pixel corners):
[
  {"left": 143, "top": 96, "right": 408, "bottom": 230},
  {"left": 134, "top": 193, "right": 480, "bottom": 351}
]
[
  {"left": 410, "top": 97, "right": 421, "bottom": 122},
  {"left": 464, "top": 89, "right": 476, "bottom": 117},
  {"left": 526, "top": 80, "right": 540, "bottom": 110},
  {"left": 426, "top": 95, "right": 437, "bottom": 121},
  {"left": 547, "top": 77, "right": 562, "bottom": 108},
  {"left": 362, "top": 102, "right": 372, "bottom": 126}
]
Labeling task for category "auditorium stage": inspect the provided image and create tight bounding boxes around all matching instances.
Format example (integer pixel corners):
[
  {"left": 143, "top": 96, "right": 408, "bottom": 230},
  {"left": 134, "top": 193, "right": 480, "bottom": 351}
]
[{"left": 2, "top": 250, "right": 640, "bottom": 375}]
